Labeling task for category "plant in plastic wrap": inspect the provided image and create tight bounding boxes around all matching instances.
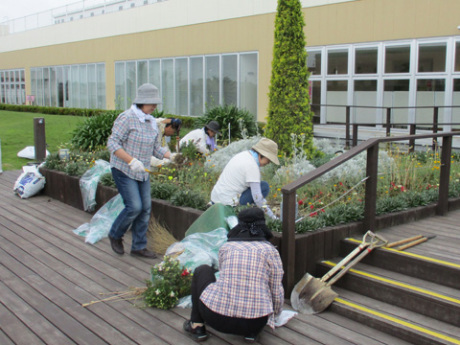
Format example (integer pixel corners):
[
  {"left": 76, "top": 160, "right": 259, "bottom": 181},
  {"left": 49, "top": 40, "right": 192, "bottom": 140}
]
[{"left": 144, "top": 256, "right": 193, "bottom": 310}]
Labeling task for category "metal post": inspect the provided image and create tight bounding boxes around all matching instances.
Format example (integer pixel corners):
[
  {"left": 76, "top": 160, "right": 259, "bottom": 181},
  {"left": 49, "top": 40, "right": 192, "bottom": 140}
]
[
  {"left": 409, "top": 124, "right": 416, "bottom": 153},
  {"left": 34, "top": 118, "right": 46, "bottom": 162},
  {"left": 363, "top": 144, "right": 379, "bottom": 231},
  {"left": 437, "top": 135, "right": 452, "bottom": 216},
  {"left": 345, "top": 106, "right": 350, "bottom": 149},
  {"left": 432, "top": 107, "right": 439, "bottom": 151},
  {"left": 386, "top": 108, "right": 391, "bottom": 137},
  {"left": 352, "top": 124, "right": 358, "bottom": 147}
]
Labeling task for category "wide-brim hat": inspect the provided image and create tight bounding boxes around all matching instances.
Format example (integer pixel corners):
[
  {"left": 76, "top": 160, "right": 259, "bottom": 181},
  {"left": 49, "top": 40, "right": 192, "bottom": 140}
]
[
  {"left": 227, "top": 207, "right": 273, "bottom": 241},
  {"left": 133, "top": 83, "right": 162, "bottom": 104},
  {"left": 252, "top": 138, "right": 280, "bottom": 165},
  {"left": 205, "top": 120, "right": 221, "bottom": 135}
]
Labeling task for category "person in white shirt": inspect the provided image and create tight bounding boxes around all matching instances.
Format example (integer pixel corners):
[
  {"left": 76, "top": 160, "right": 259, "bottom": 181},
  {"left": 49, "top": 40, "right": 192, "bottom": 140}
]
[
  {"left": 210, "top": 138, "right": 279, "bottom": 219},
  {"left": 179, "top": 121, "right": 220, "bottom": 155}
]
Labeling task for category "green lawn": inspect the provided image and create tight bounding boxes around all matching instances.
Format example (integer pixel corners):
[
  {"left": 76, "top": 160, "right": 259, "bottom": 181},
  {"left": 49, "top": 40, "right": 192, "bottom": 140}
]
[{"left": 0, "top": 110, "right": 85, "bottom": 171}]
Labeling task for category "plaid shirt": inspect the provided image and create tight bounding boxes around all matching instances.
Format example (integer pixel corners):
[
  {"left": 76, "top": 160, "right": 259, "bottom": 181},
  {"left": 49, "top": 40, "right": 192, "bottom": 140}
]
[
  {"left": 200, "top": 241, "right": 284, "bottom": 329},
  {"left": 107, "top": 107, "right": 167, "bottom": 181}
]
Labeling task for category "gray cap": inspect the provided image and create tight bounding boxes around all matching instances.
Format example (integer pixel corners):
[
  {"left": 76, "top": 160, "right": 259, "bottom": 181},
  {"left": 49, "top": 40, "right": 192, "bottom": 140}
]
[{"left": 133, "top": 83, "right": 162, "bottom": 104}]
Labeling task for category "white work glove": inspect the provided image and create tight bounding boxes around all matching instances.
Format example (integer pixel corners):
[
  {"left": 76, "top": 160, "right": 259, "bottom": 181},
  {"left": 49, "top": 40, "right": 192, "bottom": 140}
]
[
  {"left": 150, "top": 156, "right": 166, "bottom": 168},
  {"left": 128, "top": 158, "right": 145, "bottom": 173},
  {"left": 170, "top": 152, "right": 178, "bottom": 162}
]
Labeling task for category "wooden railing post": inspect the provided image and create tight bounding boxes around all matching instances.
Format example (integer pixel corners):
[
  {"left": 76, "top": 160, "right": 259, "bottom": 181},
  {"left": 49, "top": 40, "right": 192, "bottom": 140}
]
[
  {"left": 386, "top": 108, "right": 391, "bottom": 137},
  {"left": 352, "top": 124, "right": 358, "bottom": 147},
  {"left": 364, "top": 144, "right": 379, "bottom": 231},
  {"left": 281, "top": 190, "right": 297, "bottom": 296},
  {"left": 437, "top": 135, "right": 452, "bottom": 216},
  {"left": 409, "top": 124, "right": 416, "bottom": 153},
  {"left": 432, "top": 107, "right": 439, "bottom": 151},
  {"left": 345, "top": 106, "right": 351, "bottom": 149}
]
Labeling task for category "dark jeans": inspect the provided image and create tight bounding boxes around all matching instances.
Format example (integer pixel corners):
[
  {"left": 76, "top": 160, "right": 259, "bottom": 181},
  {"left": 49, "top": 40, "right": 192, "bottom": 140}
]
[
  {"left": 239, "top": 181, "right": 270, "bottom": 206},
  {"left": 109, "top": 167, "right": 151, "bottom": 251},
  {"left": 191, "top": 265, "right": 268, "bottom": 337}
]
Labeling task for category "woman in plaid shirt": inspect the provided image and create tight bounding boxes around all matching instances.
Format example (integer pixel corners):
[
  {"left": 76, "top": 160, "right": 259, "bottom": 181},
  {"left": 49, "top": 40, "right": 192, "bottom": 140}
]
[
  {"left": 183, "top": 207, "right": 284, "bottom": 342},
  {"left": 107, "top": 84, "right": 171, "bottom": 259}
]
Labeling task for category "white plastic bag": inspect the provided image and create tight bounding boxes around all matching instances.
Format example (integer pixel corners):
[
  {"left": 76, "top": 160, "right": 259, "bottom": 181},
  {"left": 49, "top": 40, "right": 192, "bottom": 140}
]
[
  {"left": 13, "top": 165, "right": 46, "bottom": 199},
  {"left": 274, "top": 310, "right": 298, "bottom": 327},
  {"left": 17, "top": 146, "right": 50, "bottom": 159},
  {"left": 79, "top": 159, "right": 111, "bottom": 212},
  {"left": 73, "top": 194, "right": 124, "bottom": 244}
]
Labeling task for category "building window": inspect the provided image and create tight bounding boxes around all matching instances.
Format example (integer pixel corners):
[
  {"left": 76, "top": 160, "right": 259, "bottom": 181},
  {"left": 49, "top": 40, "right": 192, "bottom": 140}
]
[
  {"left": 355, "top": 48, "right": 377, "bottom": 74},
  {"left": 222, "top": 54, "right": 238, "bottom": 106},
  {"left": 384, "top": 79, "right": 410, "bottom": 125},
  {"left": 326, "top": 80, "right": 347, "bottom": 122},
  {"left": 456, "top": 42, "right": 460, "bottom": 72},
  {"left": 327, "top": 50, "right": 348, "bottom": 75},
  {"left": 307, "top": 51, "right": 321, "bottom": 75},
  {"left": 31, "top": 63, "right": 106, "bottom": 109},
  {"left": 0, "top": 69, "right": 26, "bottom": 105},
  {"left": 416, "top": 79, "right": 445, "bottom": 124},
  {"left": 418, "top": 43, "right": 446, "bottom": 73},
  {"left": 190, "top": 57, "right": 204, "bottom": 116},
  {"left": 385, "top": 46, "right": 410, "bottom": 73}
]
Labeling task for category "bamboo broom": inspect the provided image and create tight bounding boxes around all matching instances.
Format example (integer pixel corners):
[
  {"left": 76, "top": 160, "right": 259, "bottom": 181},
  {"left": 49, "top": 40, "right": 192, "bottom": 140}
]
[{"left": 146, "top": 216, "right": 177, "bottom": 255}]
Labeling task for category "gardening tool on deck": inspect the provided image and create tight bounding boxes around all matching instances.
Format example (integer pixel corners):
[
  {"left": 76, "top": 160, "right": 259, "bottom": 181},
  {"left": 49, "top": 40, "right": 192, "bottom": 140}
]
[
  {"left": 290, "top": 230, "right": 388, "bottom": 314},
  {"left": 395, "top": 235, "right": 436, "bottom": 251}
]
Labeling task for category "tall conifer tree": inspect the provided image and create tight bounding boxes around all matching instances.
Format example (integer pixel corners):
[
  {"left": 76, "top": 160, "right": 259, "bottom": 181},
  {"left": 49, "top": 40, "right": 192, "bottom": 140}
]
[{"left": 266, "top": 0, "right": 313, "bottom": 156}]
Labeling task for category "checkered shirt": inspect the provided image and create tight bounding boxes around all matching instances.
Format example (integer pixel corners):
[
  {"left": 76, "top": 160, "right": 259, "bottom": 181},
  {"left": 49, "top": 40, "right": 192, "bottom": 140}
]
[
  {"left": 200, "top": 241, "right": 284, "bottom": 328},
  {"left": 107, "top": 108, "right": 167, "bottom": 181}
]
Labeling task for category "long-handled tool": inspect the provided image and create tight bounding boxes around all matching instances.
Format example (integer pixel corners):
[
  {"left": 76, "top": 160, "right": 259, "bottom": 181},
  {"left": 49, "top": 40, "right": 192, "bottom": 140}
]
[
  {"left": 395, "top": 235, "right": 436, "bottom": 251},
  {"left": 386, "top": 235, "right": 423, "bottom": 248},
  {"left": 290, "top": 230, "right": 387, "bottom": 314}
]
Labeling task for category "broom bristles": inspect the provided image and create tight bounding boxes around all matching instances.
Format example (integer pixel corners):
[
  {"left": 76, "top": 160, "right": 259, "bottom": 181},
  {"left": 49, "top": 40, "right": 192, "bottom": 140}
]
[{"left": 147, "top": 216, "right": 177, "bottom": 255}]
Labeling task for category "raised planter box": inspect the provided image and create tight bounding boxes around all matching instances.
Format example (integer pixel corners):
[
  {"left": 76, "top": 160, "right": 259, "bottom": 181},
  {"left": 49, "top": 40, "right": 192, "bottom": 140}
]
[
  {"left": 39, "top": 167, "right": 203, "bottom": 240},
  {"left": 39, "top": 167, "right": 460, "bottom": 287}
]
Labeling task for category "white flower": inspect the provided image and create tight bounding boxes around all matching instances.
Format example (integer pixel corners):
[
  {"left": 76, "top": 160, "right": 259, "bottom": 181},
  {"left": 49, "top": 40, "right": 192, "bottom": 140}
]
[
  {"left": 155, "top": 289, "right": 161, "bottom": 295},
  {"left": 170, "top": 291, "right": 175, "bottom": 297}
]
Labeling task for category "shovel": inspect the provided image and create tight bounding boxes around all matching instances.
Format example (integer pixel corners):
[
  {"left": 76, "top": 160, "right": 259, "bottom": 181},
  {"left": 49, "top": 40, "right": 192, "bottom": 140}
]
[{"left": 290, "top": 230, "right": 388, "bottom": 314}]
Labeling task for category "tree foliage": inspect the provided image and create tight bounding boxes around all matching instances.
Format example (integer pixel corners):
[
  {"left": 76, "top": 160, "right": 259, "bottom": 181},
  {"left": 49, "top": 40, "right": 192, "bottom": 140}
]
[{"left": 265, "top": 0, "right": 314, "bottom": 156}]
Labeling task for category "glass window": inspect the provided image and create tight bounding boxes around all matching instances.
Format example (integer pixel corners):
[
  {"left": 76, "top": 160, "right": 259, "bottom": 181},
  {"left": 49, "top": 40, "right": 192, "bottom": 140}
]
[
  {"left": 327, "top": 50, "right": 348, "bottom": 75},
  {"left": 385, "top": 46, "right": 410, "bottom": 73},
  {"left": 148, "top": 60, "right": 161, "bottom": 90},
  {"left": 137, "top": 60, "right": 148, "bottom": 87},
  {"left": 79, "top": 65, "right": 88, "bottom": 108},
  {"left": 175, "top": 58, "right": 188, "bottom": 115},
  {"left": 416, "top": 79, "right": 446, "bottom": 125},
  {"left": 453, "top": 79, "right": 460, "bottom": 128},
  {"left": 162, "top": 59, "right": 174, "bottom": 113},
  {"left": 88, "top": 64, "right": 97, "bottom": 108},
  {"left": 96, "top": 64, "right": 106, "bottom": 109},
  {"left": 239, "top": 53, "right": 257, "bottom": 117},
  {"left": 205, "top": 56, "right": 220, "bottom": 109},
  {"left": 355, "top": 48, "right": 377, "bottom": 74},
  {"left": 418, "top": 43, "right": 446, "bottom": 73},
  {"left": 222, "top": 54, "right": 237, "bottom": 106},
  {"left": 126, "top": 61, "right": 136, "bottom": 106},
  {"left": 115, "top": 62, "right": 126, "bottom": 109},
  {"left": 71, "top": 65, "right": 79, "bottom": 108},
  {"left": 354, "top": 80, "right": 377, "bottom": 124},
  {"left": 50, "top": 67, "right": 57, "bottom": 107},
  {"left": 326, "top": 80, "right": 347, "bottom": 122},
  {"left": 307, "top": 51, "right": 321, "bottom": 75},
  {"left": 383, "top": 79, "right": 410, "bottom": 125},
  {"left": 456, "top": 42, "right": 460, "bottom": 72},
  {"left": 310, "top": 80, "right": 321, "bottom": 123},
  {"left": 190, "top": 57, "right": 204, "bottom": 116}
]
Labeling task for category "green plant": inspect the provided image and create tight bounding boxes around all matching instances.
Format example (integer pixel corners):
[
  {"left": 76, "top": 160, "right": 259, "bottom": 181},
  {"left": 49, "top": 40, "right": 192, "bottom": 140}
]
[
  {"left": 195, "top": 105, "right": 259, "bottom": 141},
  {"left": 143, "top": 256, "right": 193, "bottom": 310},
  {"left": 100, "top": 173, "right": 116, "bottom": 188},
  {"left": 150, "top": 181, "right": 179, "bottom": 200},
  {"left": 71, "top": 110, "right": 118, "bottom": 150},
  {"left": 265, "top": 0, "right": 314, "bottom": 157},
  {"left": 170, "top": 190, "right": 208, "bottom": 210}
]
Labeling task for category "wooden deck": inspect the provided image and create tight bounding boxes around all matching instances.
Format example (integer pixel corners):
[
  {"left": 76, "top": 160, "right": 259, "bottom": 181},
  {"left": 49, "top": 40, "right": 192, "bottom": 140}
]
[{"left": 2, "top": 169, "right": 448, "bottom": 345}]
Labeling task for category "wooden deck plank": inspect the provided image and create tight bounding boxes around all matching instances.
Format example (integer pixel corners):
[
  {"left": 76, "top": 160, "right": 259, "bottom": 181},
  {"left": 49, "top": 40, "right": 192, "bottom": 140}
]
[{"left": 3, "top": 169, "right": 460, "bottom": 344}]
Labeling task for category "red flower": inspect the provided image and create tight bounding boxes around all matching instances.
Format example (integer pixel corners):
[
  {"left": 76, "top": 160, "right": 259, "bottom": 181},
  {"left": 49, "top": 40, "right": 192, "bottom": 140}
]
[
  {"left": 310, "top": 212, "right": 318, "bottom": 217},
  {"left": 181, "top": 269, "right": 189, "bottom": 277},
  {"left": 298, "top": 200, "right": 304, "bottom": 205}
]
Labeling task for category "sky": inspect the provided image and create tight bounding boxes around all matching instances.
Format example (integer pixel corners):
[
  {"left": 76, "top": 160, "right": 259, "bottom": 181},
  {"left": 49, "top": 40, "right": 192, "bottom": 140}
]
[{"left": 0, "top": 0, "right": 78, "bottom": 21}]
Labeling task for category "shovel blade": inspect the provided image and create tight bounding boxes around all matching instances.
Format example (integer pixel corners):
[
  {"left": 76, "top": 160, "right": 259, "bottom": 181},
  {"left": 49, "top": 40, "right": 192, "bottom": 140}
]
[{"left": 290, "top": 273, "right": 339, "bottom": 314}]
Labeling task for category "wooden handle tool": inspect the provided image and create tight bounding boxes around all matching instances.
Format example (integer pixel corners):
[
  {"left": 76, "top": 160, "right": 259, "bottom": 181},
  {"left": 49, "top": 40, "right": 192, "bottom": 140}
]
[
  {"left": 395, "top": 235, "right": 436, "bottom": 251},
  {"left": 386, "top": 235, "right": 423, "bottom": 248}
]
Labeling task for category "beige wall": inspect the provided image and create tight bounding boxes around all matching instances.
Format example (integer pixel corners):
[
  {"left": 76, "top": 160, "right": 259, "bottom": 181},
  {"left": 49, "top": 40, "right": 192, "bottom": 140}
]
[{"left": 1, "top": 0, "right": 460, "bottom": 120}]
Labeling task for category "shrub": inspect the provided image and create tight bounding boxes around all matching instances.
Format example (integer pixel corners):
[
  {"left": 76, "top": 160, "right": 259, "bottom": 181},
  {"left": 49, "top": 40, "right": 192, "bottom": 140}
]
[
  {"left": 71, "top": 110, "right": 118, "bottom": 150},
  {"left": 170, "top": 190, "right": 208, "bottom": 210},
  {"left": 194, "top": 105, "right": 259, "bottom": 141}
]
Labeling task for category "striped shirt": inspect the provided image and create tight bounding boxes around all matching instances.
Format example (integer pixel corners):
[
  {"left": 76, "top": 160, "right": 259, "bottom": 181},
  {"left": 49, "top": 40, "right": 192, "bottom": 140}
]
[
  {"left": 107, "top": 107, "right": 167, "bottom": 181},
  {"left": 200, "top": 241, "right": 284, "bottom": 329}
]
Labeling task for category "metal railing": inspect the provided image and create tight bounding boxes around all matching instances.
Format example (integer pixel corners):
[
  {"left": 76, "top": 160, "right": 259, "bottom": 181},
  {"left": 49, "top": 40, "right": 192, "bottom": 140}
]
[
  {"left": 311, "top": 104, "right": 460, "bottom": 150},
  {"left": 280, "top": 131, "right": 459, "bottom": 294}
]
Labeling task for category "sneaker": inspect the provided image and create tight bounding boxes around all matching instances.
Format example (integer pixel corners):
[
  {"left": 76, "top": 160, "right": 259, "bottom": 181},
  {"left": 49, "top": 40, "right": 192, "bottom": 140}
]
[
  {"left": 130, "top": 248, "right": 157, "bottom": 259},
  {"left": 183, "top": 320, "right": 208, "bottom": 342},
  {"left": 109, "top": 236, "right": 124, "bottom": 255}
]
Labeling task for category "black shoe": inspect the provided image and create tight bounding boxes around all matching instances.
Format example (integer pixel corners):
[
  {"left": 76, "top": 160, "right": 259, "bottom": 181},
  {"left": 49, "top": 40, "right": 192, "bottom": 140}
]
[
  {"left": 244, "top": 335, "right": 257, "bottom": 343},
  {"left": 109, "top": 236, "right": 124, "bottom": 255},
  {"left": 130, "top": 248, "right": 157, "bottom": 259},
  {"left": 183, "top": 320, "right": 208, "bottom": 342}
]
